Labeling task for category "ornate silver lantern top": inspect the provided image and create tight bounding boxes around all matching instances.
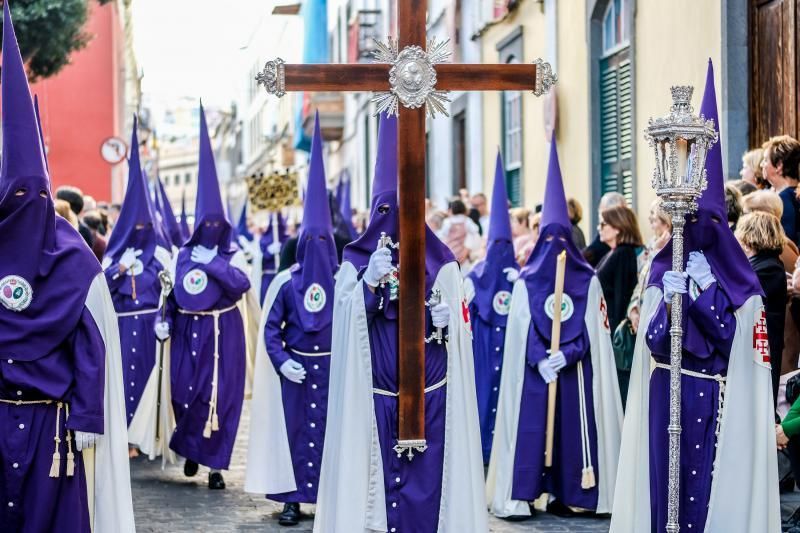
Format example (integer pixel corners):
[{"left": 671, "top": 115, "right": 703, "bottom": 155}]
[{"left": 644, "top": 86, "right": 718, "bottom": 214}]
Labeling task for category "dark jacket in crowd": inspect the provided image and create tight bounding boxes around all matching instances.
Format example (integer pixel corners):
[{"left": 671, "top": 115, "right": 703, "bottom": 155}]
[
  {"left": 572, "top": 223, "right": 587, "bottom": 250},
  {"left": 278, "top": 233, "right": 351, "bottom": 272},
  {"left": 595, "top": 242, "right": 639, "bottom": 333},
  {"left": 779, "top": 186, "right": 800, "bottom": 247},
  {"left": 750, "top": 250, "right": 787, "bottom": 409},
  {"left": 583, "top": 234, "right": 611, "bottom": 267}
]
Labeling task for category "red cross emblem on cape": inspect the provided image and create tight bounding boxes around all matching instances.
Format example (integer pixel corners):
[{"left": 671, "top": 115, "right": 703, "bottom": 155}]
[
  {"left": 753, "top": 307, "right": 770, "bottom": 365},
  {"left": 462, "top": 298, "right": 472, "bottom": 332},
  {"left": 599, "top": 296, "right": 610, "bottom": 331}
]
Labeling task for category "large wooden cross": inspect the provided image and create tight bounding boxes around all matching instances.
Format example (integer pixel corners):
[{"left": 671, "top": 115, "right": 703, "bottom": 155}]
[{"left": 257, "top": 0, "right": 555, "bottom": 457}]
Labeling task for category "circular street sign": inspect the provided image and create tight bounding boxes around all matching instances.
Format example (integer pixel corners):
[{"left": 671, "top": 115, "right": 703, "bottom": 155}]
[{"left": 100, "top": 137, "right": 128, "bottom": 165}]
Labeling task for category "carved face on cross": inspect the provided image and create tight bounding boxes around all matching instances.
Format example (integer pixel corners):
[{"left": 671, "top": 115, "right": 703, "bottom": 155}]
[{"left": 255, "top": 0, "right": 555, "bottom": 456}]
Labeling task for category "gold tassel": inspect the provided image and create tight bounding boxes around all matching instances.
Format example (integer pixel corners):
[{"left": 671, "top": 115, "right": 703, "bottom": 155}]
[
  {"left": 581, "top": 466, "right": 596, "bottom": 489},
  {"left": 211, "top": 412, "right": 219, "bottom": 431},
  {"left": 203, "top": 421, "right": 212, "bottom": 439},
  {"left": 49, "top": 450, "right": 61, "bottom": 478}
]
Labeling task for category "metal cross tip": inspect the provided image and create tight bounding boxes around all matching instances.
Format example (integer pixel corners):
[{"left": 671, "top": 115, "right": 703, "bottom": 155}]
[
  {"left": 533, "top": 58, "right": 557, "bottom": 97},
  {"left": 255, "top": 58, "right": 286, "bottom": 98}
]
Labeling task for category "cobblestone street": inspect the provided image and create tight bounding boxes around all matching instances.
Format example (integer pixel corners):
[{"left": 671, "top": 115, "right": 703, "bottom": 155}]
[{"left": 131, "top": 405, "right": 611, "bottom": 532}]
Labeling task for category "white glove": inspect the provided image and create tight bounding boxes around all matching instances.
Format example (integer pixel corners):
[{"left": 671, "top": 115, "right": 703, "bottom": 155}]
[
  {"left": 267, "top": 242, "right": 282, "bottom": 255},
  {"left": 503, "top": 267, "right": 520, "bottom": 283},
  {"left": 154, "top": 321, "right": 170, "bottom": 341},
  {"left": 280, "top": 359, "right": 306, "bottom": 384},
  {"left": 364, "top": 248, "right": 393, "bottom": 288},
  {"left": 430, "top": 302, "right": 450, "bottom": 329},
  {"left": 191, "top": 245, "right": 218, "bottom": 265},
  {"left": 547, "top": 349, "right": 567, "bottom": 372},
  {"left": 686, "top": 251, "right": 716, "bottom": 290},
  {"left": 119, "top": 247, "right": 141, "bottom": 270},
  {"left": 663, "top": 271, "right": 688, "bottom": 302},
  {"left": 237, "top": 235, "right": 252, "bottom": 251},
  {"left": 74, "top": 431, "right": 99, "bottom": 452},
  {"left": 537, "top": 358, "right": 557, "bottom": 384}
]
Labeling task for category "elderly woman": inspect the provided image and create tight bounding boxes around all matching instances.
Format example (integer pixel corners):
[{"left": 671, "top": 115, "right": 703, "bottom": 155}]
[
  {"left": 761, "top": 135, "right": 800, "bottom": 246},
  {"left": 736, "top": 211, "right": 787, "bottom": 408}
]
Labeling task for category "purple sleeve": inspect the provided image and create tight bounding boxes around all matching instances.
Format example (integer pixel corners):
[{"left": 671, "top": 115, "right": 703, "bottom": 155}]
[
  {"left": 204, "top": 256, "right": 251, "bottom": 295},
  {"left": 645, "top": 301, "right": 671, "bottom": 356},
  {"left": 561, "top": 329, "right": 590, "bottom": 367},
  {"left": 362, "top": 277, "right": 383, "bottom": 318},
  {"left": 526, "top": 325, "right": 548, "bottom": 368},
  {"left": 66, "top": 307, "right": 106, "bottom": 434},
  {"left": 104, "top": 265, "right": 128, "bottom": 291},
  {"left": 265, "top": 285, "right": 291, "bottom": 371},
  {"left": 687, "top": 282, "right": 736, "bottom": 355}
]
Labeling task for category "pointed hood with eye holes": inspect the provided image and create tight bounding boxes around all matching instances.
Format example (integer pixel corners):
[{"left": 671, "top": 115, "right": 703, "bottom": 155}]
[
  {"left": 342, "top": 112, "right": 454, "bottom": 320},
  {"left": 521, "top": 140, "right": 594, "bottom": 344},
  {"left": 173, "top": 103, "right": 237, "bottom": 311},
  {"left": 179, "top": 189, "right": 191, "bottom": 241},
  {"left": 647, "top": 60, "right": 762, "bottom": 356},
  {"left": 290, "top": 113, "right": 338, "bottom": 331},
  {"left": 467, "top": 150, "right": 517, "bottom": 326},
  {"left": 156, "top": 174, "right": 185, "bottom": 247},
  {"left": 106, "top": 118, "right": 161, "bottom": 266},
  {"left": 0, "top": 0, "right": 101, "bottom": 362}
]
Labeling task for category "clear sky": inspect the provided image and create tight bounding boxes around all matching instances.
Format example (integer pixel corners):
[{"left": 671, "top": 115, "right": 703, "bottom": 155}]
[{"left": 132, "top": 0, "right": 273, "bottom": 108}]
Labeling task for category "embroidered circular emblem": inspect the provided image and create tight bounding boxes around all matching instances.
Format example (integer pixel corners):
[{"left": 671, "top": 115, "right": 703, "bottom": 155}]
[
  {"left": 0, "top": 275, "right": 33, "bottom": 312},
  {"left": 182, "top": 269, "right": 208, "bottom": 296},
  {"left": 126, "top": 258, "right": 144, "bottom": 276},
  {"left": 544, "top": 293, "right": 574, "bottom": 322},
  {"left": 492, "top": 290, "right": 512, "bottom": 316},
  {"left": 304, "top": 283, "right": 327, "bottom": 313}
]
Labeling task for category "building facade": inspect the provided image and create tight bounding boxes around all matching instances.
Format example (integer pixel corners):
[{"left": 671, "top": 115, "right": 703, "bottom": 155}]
[{"left": 32, "top": 0, "right": 140, "bottom": 203}]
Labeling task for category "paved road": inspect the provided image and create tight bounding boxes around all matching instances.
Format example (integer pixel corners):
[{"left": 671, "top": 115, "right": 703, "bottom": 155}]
[{"left": 131, "top": 405, "right": 611, "bottom": 532}]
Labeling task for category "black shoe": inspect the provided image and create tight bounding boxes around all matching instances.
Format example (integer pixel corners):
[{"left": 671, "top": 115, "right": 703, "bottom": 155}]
[
  {"left": 208, "top": 471, "right": 225, "bottom": 490},
  {"left": 183, "top": 459, "right": 198, "bottom": 477},
  {"left": 546, "top": 500, "right": 575, "bottom": 517},
  {"left": 278, "top": 503, "right": 300, "bottom": 526}
]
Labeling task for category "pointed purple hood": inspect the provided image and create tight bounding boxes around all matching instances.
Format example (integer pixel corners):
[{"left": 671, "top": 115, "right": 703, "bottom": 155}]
[
  {"left": 338, "top": 170, "right": 358, "bottom": 239},
  {"left": 156, "top": 175, "right": 184, "bottom": 247},
  {"left": 467, "top": 150, "right": 517, "bottom": 326},
  {"left": 291, "top": 114, "right": 337, "bottom": 331},
  {"left": 0, "top": 0, "right": 100, "bottom": 361},
  {"left": 184, "top": 103, "right": 233, "bottom": 251},
  {"left": 237, "top": 202, "right": 254, "bottom": 242},
  {"left": 649, "top": 60, "right": 762, "bottom": 332},
  {"left": 106, "top": 116, "right": 161, "bottom": 264},
  {"left": 522, "top": 140, "right": 594, "bottom": 343},
  {"left": 343, "top": 113, "right": 454, "bottom": 314}
]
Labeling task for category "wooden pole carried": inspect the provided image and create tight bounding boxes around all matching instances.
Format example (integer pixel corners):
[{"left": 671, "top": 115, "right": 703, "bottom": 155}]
[{"left": 545, "top": 250, "right": 567, "bottom": 468}]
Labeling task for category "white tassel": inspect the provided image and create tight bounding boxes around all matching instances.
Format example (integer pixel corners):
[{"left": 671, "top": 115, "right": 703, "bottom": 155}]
[
  {"left": 581, "top": 466, "right": 596, "bottom": 489},
  {"left": 49, "top": 450, "right": 61, "bottom": 478}
]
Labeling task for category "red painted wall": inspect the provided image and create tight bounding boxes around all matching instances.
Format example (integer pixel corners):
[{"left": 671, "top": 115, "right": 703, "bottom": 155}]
[{"left": 31, "top": 2, "right": 123, "bottom": 202}]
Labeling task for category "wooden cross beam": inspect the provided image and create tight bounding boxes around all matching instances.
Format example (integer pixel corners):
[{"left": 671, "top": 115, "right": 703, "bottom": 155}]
[{"left": 257, "top": 0, "right": 555, "bottom": 458}]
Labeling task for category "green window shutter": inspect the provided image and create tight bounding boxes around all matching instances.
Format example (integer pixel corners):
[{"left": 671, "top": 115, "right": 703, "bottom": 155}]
[{"left": 599, "top": 52, "right": 634, "bottom": 205}]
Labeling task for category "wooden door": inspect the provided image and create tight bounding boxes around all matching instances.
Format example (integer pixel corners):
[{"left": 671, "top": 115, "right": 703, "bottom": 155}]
[{"left": 750, "top": 0, "right": 798, "bottom": 144}]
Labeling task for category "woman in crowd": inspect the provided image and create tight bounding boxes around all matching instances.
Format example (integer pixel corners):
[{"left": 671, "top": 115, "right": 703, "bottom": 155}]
[
  {"left": 726, "top": 183, "right": 744, "bottom": 231},
  {"left": 740, "top": 147, "right": 767, "bottom": 189},
  {"left": 761, "top": 135, "right": 800, "bottom": 246},
  {"left": 595, "top": 205, "right": 643, "bottom": 334},
  {"left": 736, "top": 211, "right": 787, "bottom": 408},
  {"left": 567, "top": 197, "right": 587, "bottom": 249},
  {"left": 511, "top": 207, "right": 536, "bottom": 266}
]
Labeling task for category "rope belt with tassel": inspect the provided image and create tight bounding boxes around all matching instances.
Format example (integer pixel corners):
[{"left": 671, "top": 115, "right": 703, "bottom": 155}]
[
  {"left": 0, "top": 399, "right": 75, "bottom": 478},
  {"left": 116, "top": 307, "right": 160, "bottom": 318},
  {"left": 654, "top": 362, "right": 727, "bottom": 437},
  {"left": 178, "top": 304, "right": 238, "bottom": 439},
  {"left": 576, "top": 360, "right": 596, "bottom": 489}
]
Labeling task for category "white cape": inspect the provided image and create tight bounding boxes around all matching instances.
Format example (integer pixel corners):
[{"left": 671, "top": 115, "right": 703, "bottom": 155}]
[
  {"left": 84, "top": 273, "right": 136, "bottom": 532},
  {"left": 486, "top": 276, "right": 622, "bottom": 517},
  {"left": 244, "top": 269, "right": 297, "bottom": 494},
  {"left": 313, "top": 261, "right": 488, "bottom": 533},
  {"left": 609, "top": 288, "right": 780, "bottom": 533}
]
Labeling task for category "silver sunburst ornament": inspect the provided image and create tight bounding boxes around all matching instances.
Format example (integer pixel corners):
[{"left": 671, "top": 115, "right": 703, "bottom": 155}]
[{"left": 371, "top": 38, "right": 452, "bottom": 118}]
